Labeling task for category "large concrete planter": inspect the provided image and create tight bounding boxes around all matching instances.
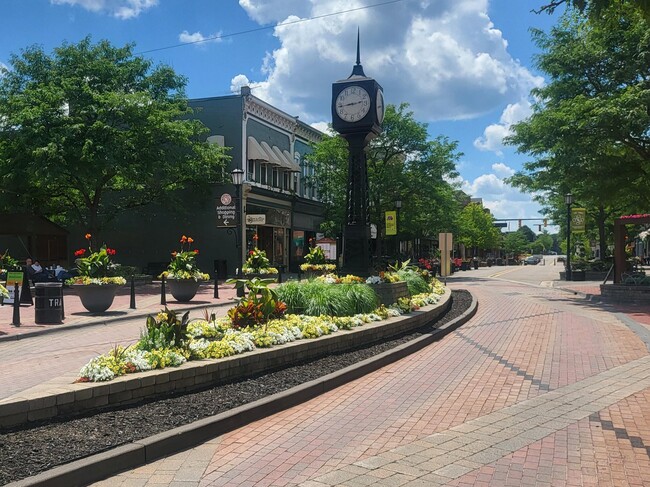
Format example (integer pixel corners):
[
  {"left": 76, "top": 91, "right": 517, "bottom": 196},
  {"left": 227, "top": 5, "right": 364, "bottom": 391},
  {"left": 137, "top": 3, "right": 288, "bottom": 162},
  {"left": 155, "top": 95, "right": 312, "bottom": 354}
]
[
  {"left": 369, "top": 281, "right": 409, "bottom": 305},
  {"left": 167, "top": 279, "right": 201, "bottom": 302},
  {"left": 72, "top": 284, "right": 120, "bottom": 313}
]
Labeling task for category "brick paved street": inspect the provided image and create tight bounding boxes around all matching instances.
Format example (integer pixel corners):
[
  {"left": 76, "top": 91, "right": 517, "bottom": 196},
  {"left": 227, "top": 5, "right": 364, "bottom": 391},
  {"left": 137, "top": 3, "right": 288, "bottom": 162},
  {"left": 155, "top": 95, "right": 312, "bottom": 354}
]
[{"left": 86, "top": 265, "right": 650, "bottom": 487}]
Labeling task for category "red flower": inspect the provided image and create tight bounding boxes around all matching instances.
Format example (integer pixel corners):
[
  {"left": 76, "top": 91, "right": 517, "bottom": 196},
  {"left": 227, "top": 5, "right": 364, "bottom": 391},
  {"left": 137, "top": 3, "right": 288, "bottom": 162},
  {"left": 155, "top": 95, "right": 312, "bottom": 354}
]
[
  {"left": 194, "top": 249, "right": 199, "bottom": 255},
  {"left": 249, "top": 250, "right": 254, "bottom": 255},
  {"left": 74, "top": 249, "right": 86, "bottom": 257},
  {"left": 252, "top": 234, "right": 258, "bottom": 241},
  {"left": 106, "top": 248, "right": 116, "bottom": 256}
]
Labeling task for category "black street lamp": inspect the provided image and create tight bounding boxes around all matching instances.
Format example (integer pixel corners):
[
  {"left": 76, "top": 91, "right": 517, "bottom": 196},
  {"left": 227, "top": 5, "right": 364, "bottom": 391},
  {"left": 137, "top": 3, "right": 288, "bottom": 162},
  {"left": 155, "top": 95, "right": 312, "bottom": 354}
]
[
  {"left": 395, "top": 199, "right": 402, "bottom": 258},
  {"left": 230, "top": 168, "right": 245, "bottom": 279},
  {"left": 565, "top": 193, "right": 573, "bottom": 281}
]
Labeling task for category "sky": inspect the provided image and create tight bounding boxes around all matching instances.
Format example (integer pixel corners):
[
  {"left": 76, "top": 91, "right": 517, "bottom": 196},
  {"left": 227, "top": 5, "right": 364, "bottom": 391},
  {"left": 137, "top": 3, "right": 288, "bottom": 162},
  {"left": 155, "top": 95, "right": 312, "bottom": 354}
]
[{"left": 0, "top": 0, "right": 563, "bottom": 233}]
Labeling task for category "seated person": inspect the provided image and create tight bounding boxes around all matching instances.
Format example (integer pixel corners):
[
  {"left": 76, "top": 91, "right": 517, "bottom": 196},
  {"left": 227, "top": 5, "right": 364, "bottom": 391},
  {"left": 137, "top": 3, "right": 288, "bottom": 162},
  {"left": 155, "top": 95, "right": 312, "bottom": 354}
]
[
  {"left": 54, "top": 263, "right": 76, "bottom": 283},
  {"left": 29, "top": 259, "right": 55, "bottom": 283}
]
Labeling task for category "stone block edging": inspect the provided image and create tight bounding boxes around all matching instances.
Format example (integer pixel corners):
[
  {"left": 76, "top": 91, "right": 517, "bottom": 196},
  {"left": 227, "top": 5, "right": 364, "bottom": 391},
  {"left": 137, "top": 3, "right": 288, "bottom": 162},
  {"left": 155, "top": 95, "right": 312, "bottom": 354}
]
[
  {"left": 600, "top": 284, "right": 650, "bottom": 304},
  {"left": 7, "top": 289, "right": 477, "bottom": 487},
  {"left": 1, "top": 289, "right": 453, "bottom": 428}
]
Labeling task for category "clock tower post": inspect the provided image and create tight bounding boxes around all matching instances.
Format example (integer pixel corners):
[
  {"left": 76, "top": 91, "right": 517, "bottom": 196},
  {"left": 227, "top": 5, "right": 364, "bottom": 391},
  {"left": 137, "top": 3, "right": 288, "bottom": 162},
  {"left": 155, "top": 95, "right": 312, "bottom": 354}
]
[{"left": 332, "top": 32, "right": 384, "bottom": 276}]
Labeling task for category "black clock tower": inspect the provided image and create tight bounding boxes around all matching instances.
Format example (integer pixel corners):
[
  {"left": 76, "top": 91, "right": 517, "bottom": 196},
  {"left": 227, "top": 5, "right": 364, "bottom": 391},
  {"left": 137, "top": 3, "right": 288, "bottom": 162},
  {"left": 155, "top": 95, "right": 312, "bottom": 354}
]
[{"left": 332, "top": 32, "right": 384, "bottom": 276}]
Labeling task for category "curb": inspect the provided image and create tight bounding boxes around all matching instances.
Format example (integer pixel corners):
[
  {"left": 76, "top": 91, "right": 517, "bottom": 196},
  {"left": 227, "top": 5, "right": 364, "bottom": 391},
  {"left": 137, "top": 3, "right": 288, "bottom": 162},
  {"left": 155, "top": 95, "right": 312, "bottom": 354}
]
[{"left": 7, "top": 292, "right": 478, "bottom": 487}]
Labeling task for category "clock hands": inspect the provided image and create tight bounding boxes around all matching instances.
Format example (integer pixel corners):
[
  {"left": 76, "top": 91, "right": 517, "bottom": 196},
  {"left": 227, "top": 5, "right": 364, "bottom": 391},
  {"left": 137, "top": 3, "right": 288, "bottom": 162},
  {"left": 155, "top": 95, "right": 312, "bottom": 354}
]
[{"left": 339, "top": 100, "right": 364, "bottom": 107}]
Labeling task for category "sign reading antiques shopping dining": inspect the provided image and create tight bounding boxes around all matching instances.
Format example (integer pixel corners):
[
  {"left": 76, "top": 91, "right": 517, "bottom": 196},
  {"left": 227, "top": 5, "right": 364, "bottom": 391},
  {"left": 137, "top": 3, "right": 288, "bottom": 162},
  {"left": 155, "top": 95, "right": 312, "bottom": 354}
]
[{"left": 216, "top": 193, "right": 237, "bottom": 227}]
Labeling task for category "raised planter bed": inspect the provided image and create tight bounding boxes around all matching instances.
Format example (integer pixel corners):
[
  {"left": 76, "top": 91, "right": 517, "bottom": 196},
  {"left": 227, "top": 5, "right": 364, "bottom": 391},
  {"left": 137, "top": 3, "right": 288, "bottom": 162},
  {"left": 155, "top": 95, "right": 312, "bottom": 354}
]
[
  {"left": 600, "top": 284, "right": 650, "bottom": 304},
  {"left": 368, "top": 281, "right": 409, "bottom": 305},
  {"left": 0, "top": 288, "right": 451, "bottom": 428},
  {"left": 559, "top": 271, "right": 609, "bottom": 281}
]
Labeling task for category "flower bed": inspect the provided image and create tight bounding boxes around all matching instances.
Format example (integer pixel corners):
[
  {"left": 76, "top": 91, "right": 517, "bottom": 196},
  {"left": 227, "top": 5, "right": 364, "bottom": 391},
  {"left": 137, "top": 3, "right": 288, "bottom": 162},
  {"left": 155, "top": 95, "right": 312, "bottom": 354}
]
[{"left": 76, "top": 278, "right": 447, "bottom": 382}]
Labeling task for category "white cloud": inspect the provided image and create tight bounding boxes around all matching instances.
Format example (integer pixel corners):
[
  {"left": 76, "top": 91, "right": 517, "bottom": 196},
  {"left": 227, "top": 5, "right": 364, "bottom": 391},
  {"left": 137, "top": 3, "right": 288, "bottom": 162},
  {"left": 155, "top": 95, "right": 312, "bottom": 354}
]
[
  {"left": 236, "top": 0, "right": 544, "bottom": 124},
  {"left": 50, "top": 0, "right": 158, "bottom": 19},
  {"left": 491, "top": 162, "right": 515, "bottom": 178},
  {"left": 178, "top": 30, "right": 223, "bottom": 46},
  {"left": 474, "top": 99, "right": 534, "bottom": 155}
]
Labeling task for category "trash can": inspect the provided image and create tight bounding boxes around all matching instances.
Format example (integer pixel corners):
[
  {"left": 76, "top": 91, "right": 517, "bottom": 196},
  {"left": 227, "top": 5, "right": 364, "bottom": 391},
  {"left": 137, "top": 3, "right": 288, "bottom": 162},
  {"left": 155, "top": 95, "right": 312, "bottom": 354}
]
[{"left": 35, "top": 282, "right": 63, "bottom": 324}]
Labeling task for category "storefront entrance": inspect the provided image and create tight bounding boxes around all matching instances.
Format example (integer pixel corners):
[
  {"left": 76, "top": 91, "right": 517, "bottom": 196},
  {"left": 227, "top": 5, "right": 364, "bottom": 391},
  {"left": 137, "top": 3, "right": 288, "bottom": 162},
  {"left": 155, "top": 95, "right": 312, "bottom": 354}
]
[{"left": 248, "top": 226, "right": 288, "bottom": 269}]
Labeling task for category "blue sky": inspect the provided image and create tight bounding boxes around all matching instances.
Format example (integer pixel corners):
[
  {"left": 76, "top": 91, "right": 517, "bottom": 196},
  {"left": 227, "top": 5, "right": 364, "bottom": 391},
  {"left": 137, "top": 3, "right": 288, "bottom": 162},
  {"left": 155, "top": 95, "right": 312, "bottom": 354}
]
[{"left": 0, "top": 0, "right": 562, "bottom": 231}]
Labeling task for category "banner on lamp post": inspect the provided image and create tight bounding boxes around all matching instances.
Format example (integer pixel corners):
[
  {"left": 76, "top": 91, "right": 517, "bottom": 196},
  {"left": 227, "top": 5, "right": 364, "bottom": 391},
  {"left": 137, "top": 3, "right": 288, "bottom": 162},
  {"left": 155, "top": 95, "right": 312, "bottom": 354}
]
[
  {"left": 385, "top": 211, "right": 397, "bottom": 236},
  {"left": 571, "top": 208, "right": 586, "bottom": 233}
]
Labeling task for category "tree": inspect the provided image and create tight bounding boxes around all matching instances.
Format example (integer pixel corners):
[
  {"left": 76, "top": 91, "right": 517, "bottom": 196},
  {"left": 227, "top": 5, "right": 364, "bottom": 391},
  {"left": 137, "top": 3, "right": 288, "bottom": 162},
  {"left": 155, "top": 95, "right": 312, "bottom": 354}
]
[
  {"left": 506, "top": 5, "right": 650, "bottom": 258},
  {"left": 537, "top": 0, "right": 650, "bottom": 19},
  {"left": 456, "top": 203, "right": 501, "bottom": 256},
  {"left": 533, "top": 231, "right": 554, "bottom": 254},
  {"left": 0, "top": 37, "right": 228, "bottom": 236},
  {"left": 305, "top": 104, "right": 462, "bottom": 255},
  {"left": 518, "top": 225, "right": 537, "bottom": 243},
  {"left": 503, "top": 232, "right": 529, "bottom": 259}
]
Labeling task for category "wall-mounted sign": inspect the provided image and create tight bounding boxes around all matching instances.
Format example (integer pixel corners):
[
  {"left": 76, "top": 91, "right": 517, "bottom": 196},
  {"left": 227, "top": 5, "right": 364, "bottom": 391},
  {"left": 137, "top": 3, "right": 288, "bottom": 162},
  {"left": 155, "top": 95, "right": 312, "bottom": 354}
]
[
  {"left": 245, "top": 214, "right": 266, "bottom": 225},
  {"left": 216, "top": 193, "right": 237, "bottom": 227}
]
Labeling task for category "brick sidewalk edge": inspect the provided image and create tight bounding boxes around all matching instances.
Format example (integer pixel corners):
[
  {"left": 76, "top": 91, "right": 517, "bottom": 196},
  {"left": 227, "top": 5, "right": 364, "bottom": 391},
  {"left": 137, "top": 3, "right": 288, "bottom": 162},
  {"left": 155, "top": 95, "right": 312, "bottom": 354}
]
[{"left": 7, "top": 292, "right": 478, "bottom": 487}]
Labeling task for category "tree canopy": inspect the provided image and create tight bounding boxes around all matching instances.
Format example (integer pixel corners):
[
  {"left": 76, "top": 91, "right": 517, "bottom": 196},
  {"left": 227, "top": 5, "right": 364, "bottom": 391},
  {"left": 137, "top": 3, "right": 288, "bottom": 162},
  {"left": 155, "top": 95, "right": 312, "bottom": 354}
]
[
  {"left": 456, "top": 203, "right": 501, "bottom": 254},
  {"left": 0, "top": 37, "right": 228, "bottom": 235},
  {"left": 537, "top": 0, "right": 650, "bottom": 18},
  {"left": 506, "top": 5, "right": 649, "bottom": 256},
  {"left": 305, "top": 104, "right": 462, "bottom": 252}
]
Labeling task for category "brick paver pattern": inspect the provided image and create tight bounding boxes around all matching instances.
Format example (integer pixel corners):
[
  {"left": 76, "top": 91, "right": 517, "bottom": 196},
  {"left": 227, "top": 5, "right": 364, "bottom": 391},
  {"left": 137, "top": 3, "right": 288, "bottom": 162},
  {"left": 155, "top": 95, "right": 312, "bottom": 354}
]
[{"left": 91, "top": 270, "right": 650, "bottom": 487}]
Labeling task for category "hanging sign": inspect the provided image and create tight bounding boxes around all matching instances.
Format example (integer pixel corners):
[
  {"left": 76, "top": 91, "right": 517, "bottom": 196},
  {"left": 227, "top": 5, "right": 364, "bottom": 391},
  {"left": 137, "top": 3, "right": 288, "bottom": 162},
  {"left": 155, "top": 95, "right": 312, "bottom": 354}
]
[
  {"left": 216, "top": 193, "right": 237, "bottom": 227},
  {"left": 571, "top": 208, "right": 586, "bottom": 233},
  {"left": 385, "top": 211, "right": 397, "bottom": 236}
]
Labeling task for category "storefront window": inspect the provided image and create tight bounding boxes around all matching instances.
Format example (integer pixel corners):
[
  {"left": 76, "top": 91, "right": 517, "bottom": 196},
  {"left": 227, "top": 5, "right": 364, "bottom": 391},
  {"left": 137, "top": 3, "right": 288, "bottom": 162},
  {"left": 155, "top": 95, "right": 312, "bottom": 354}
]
[{"left": 260, "top": 165, "right": 267, "bottom": 185}]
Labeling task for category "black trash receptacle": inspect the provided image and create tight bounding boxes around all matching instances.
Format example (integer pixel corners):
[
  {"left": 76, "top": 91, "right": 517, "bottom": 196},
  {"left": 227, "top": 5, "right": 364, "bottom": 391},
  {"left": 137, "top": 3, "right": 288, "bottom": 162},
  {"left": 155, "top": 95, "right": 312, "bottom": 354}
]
[{"left": 35, "top": 282, "right": 63, "bottom": 324}]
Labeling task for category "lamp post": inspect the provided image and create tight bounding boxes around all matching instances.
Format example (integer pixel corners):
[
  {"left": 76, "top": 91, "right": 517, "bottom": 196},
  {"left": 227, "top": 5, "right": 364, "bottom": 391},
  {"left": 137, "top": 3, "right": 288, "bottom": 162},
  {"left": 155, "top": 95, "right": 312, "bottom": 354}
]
[
  {"left": 565, "top": 193, "right": 573, "bottom": 281},
  {"left": 395, "top": 199, "right": 402, "bottom": 258},
  {"left": 230, "top": 168, "right": 245, "bottom": 279}
]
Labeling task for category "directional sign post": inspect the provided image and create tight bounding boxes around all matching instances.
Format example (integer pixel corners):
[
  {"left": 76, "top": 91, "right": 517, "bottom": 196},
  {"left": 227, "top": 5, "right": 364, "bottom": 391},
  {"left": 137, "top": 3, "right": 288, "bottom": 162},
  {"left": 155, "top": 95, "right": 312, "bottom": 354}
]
[{"left": 216, "top": 192, "right": 237, "bottom": 227}]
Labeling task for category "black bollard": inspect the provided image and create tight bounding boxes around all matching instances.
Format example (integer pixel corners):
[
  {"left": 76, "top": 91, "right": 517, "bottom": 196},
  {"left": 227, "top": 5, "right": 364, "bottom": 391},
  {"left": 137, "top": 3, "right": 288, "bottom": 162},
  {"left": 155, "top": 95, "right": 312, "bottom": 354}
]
[
  {"left": 130, "top": 275, "right": 136, "bottom": 309},
  {"left": 213, "top": 274, "right": 219, "bottom": 299},
  {"left": 160, "top": 274, "right": 166, "bottom": 305},
  {"left": 11, "top": 283, "right": 21, "bottom": 327}
]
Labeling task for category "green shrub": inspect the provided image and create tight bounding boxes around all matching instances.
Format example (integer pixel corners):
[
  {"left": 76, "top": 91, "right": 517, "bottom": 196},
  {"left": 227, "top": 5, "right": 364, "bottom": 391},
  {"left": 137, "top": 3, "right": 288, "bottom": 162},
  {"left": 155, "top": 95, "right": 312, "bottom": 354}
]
[
  {"left": 397, "top": 269, "right": 429, "bottom": 295},
  {"left": 276, "top": 280, "right": 379, "bottom": 317}
]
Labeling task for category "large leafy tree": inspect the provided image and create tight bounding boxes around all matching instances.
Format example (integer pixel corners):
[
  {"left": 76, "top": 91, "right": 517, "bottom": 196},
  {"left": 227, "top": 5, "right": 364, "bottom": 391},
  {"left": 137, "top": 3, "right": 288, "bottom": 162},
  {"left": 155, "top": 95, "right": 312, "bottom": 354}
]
[
  {"left": 456, "top": 203, "right": 501, "bottom": 256},
  {"left": 305, "top": 104, "right": 461, "bottom": 255},
  {"left": 0, "top": 37, "right": 228, "bottom": 235},
  {"left": 506, "top": 5, "right": 650, "bottom": 257},
  {"left": 537, "top": 0, "right": 650, "bottom": 18}
]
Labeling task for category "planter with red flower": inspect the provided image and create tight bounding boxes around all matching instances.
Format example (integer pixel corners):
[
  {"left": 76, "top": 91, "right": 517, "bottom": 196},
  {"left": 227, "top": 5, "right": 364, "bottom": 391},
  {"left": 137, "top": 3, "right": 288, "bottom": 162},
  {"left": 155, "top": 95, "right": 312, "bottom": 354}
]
[
  {"left": 66, "top": 234, "right": 126, "bottom": 313},
  {"left": 242, "top": 248, "right": 278, "bottom": 278},
  {"left": 227, "top": 276, "right": 287, "bottom": 330},
  {"left": 300, "top": 243, "right": 336, "bottom": 278},
  {"left": 160, "top": 235, "right": 210, "bottom": 302}
]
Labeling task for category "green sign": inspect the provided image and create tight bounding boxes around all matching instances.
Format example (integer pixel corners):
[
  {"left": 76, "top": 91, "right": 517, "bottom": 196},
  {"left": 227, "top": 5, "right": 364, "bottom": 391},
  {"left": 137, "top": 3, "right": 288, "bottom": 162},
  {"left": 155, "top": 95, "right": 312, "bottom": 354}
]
[
  {"left": 385, "top": 211, "right": 397, "bottom": 236},
  {"left": 571, "top": 208, "right": 586, "bottom": 233}
]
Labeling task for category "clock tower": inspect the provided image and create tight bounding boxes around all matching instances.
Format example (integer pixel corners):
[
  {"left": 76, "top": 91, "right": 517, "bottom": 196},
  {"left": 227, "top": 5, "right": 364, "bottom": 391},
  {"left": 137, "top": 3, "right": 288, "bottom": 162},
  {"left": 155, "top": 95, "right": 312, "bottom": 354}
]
[{"left": 332, "top": 32, "right": 384, "bottom": 276}]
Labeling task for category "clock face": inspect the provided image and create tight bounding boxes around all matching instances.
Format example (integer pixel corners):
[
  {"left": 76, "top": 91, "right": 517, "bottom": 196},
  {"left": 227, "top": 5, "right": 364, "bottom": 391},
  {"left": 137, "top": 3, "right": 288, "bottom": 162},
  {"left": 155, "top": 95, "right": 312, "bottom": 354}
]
[
  {"left": 335, "top": 86, "right": 370, "bottom": 123},
  {"left": 376, "top": 89, "right": 385, "bottom": 124}
]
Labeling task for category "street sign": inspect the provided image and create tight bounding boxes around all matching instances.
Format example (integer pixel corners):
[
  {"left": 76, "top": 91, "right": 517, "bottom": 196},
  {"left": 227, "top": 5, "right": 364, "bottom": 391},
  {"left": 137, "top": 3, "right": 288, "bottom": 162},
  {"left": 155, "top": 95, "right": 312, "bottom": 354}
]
[
  {"left": 493, "top": 222, "right": 507, "bottom": 228},
  {"left": 245, "top": 214, "right": 266, "bottom": 225},
  {"left": 216, "top": 193, "right": 237, "bottom": 227}
]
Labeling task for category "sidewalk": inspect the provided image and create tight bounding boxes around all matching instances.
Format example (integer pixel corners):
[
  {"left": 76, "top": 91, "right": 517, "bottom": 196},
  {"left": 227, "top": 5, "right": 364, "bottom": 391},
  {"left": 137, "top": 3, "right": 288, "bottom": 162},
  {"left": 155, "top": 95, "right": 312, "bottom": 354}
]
[
  {"left": 0, "top": 280, "right": 238, "bottom": 342},
  {"left": 93, "top": 273, "right": 650, "bottom": 487}
]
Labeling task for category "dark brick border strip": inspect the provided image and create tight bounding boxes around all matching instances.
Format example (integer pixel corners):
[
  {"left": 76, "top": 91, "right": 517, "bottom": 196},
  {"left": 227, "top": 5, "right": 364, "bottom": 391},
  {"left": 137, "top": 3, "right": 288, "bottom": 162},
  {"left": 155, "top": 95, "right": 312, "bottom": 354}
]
[
  {"left": 6, "top": 292, "right": 477, "bottom": 487},
  {"left": 589, "top": 412, "right": 650, "bottom": 460}
]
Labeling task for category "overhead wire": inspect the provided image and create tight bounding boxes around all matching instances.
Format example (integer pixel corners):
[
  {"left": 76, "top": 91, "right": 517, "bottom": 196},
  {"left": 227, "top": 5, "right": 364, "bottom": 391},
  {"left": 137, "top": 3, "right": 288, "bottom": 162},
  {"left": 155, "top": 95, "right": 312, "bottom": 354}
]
[{"left": 136, "top": 0, "right": 409, "bottom": 55}]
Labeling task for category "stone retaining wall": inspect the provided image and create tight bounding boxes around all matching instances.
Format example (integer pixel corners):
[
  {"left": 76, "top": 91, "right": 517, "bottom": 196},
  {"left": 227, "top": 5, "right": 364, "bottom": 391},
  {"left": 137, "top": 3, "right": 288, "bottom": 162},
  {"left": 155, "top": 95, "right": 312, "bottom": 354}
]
[
  {"left": 0, "top": 289, "right": 451, "bottom": 428},
  {"left": 600, "top": 284, "right": 650, "bottom": 304}
]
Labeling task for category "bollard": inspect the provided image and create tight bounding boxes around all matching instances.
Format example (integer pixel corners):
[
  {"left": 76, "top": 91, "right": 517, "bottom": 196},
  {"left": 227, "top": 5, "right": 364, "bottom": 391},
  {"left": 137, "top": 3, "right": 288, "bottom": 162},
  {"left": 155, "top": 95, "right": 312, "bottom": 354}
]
[
  {"left": 12, "top": 283, "right": 21, "bottom": 327},
  {"left": 130, "top": 276, "right": 136, "bottom": 309},
  {"left": 160, "top": 274, "right": 167, "bottom": 305},
  {"left": 213, "top": 274, "right": 219, "bottom": 299}
]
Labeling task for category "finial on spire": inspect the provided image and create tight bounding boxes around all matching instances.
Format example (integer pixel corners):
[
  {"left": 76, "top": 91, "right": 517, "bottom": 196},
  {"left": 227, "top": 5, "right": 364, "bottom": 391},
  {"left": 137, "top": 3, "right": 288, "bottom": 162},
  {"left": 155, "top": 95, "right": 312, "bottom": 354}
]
[{"left": 350, "top": 28, "right": 366, "bottom": 77}]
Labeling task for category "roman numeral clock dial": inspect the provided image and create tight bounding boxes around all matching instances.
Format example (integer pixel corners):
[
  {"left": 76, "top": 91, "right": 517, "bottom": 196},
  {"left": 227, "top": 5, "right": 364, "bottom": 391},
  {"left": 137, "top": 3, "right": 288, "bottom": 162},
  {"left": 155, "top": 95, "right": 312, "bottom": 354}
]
[{"left": 335, "top": 86, "right": 370, "bottom": 122}]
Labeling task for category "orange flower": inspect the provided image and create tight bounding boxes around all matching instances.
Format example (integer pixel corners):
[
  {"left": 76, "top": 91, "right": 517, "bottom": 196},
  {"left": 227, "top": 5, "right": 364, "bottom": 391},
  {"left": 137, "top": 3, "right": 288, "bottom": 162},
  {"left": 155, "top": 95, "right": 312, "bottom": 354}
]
[
  {"left": 85, "top": 233, "right": 92, "bottom": 240},
  {"left": 187, "top": 237, "right": 194, "bottom": 244},
  {"left": 180, "top": 235, "right": 187, "bottom": 243},
  {"left": 171, "top": 251, "right": 177, "bottom": 257},
  {"left": 252, "top": 234, "right": 258, "bottom": 241}
]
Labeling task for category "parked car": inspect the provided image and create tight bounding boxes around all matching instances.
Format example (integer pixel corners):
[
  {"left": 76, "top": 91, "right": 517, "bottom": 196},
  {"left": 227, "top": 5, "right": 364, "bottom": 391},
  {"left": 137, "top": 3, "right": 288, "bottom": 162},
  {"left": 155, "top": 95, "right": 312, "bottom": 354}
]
[{"left": 524, "top": 256, "right": 541, "bottom": 265}]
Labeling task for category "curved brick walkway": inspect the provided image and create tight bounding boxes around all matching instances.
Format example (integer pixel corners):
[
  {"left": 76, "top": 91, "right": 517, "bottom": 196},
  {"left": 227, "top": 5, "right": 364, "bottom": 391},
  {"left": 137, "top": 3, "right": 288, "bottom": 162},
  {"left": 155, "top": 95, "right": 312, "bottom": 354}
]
[{"left": 91, "top": 268, "right": 650, "bottom": 487}]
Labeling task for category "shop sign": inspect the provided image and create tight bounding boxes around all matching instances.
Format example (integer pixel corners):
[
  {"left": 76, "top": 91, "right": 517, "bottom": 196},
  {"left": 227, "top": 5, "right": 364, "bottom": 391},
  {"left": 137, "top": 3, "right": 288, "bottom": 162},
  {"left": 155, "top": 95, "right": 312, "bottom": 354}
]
[
  {"left": 571, "top": 208, "right": 586, "bottom": 233},
  {"left": 4, "top": 271, "right": 23, "bottom": 304},
  {"left": 385, "top": 211, "right": 397, "bottom": 236},
  {"left": 216, "top": 193, "right": 237, "bottom": 227},
  {"left": 245, "top": 214, "right": 266, "bottom": 225}
]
